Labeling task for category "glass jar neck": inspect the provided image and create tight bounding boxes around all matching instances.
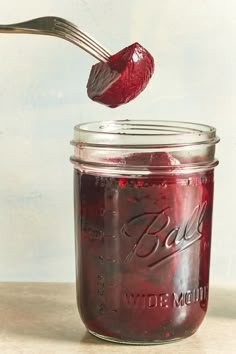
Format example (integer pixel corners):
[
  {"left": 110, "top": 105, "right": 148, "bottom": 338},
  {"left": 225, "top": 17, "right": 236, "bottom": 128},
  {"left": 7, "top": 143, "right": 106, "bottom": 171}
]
[{"left": 71, "top": 120, "right": 219, "bottom": 174}]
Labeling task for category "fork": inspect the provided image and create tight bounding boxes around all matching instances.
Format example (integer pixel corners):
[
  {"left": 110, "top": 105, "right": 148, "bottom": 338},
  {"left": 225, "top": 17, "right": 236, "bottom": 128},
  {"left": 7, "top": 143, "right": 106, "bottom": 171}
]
[{"left": 0, "top": 16, "right": 111, "bottom": 62}]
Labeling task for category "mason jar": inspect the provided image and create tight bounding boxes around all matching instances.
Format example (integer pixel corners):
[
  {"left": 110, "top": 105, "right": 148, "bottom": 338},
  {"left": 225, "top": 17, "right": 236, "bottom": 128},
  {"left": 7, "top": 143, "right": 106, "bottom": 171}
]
[{"left": 70, "top": 120, "right": 219, "bottom": 344}]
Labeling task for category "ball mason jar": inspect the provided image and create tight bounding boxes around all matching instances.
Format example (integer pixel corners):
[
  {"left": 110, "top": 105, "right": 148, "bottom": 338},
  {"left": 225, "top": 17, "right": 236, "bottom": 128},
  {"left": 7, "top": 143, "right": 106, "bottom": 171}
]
[{"left": 70, "top": 120, "right": 219, "bottom": 345}]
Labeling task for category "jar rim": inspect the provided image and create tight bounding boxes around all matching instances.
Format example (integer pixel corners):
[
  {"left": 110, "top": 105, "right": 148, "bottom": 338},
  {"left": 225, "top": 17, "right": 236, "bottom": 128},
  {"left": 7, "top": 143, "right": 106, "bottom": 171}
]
[{"left": 72, "top": 120, "right": 219, "bottom": 148}]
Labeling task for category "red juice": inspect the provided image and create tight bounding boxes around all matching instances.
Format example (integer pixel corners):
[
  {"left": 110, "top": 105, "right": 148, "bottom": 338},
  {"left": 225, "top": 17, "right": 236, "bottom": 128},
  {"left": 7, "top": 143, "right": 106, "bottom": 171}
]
[{"left": 73, "top": 167, "right": 214, "bottom": 343}]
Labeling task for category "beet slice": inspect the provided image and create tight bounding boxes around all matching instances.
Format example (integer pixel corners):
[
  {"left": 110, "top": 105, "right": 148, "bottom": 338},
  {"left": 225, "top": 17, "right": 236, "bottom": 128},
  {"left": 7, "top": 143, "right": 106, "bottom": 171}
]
[{"left": 87, "top": 42, "right": 154, "bottom": 108}]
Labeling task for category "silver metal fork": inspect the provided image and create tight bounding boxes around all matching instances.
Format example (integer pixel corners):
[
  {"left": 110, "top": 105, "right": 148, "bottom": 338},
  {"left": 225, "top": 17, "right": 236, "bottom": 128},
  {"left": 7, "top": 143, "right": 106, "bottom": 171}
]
[{"left": 0, "top": 16, "right": 111, "bottom": 62}]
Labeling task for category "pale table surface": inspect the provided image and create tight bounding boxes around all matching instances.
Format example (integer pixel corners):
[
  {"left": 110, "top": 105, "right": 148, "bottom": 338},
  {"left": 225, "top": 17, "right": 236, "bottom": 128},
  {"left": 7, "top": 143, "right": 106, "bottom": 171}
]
[{"left": 0, "top": 283, "right": 235, "bottom": 354}]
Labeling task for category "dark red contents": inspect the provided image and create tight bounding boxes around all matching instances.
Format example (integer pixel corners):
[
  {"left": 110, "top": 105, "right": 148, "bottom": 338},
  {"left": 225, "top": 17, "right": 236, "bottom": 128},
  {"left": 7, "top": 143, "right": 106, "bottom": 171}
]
[
  {"left": 87, "top": 42, "right": 154, "bottom": 108},
  {"left": 74, "top": 161, "right": 214, "bottom": 342}
]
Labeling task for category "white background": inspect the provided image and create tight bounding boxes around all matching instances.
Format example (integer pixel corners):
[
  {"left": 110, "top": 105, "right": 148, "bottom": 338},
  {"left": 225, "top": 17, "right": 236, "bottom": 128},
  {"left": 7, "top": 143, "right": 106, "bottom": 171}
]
[{"left": 0, "top": 0, "right": 235, "bottom": 285}]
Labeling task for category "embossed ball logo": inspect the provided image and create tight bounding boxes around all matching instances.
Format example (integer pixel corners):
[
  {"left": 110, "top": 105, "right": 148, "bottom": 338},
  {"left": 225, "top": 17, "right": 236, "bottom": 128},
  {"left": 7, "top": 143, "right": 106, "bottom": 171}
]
[{"left": 121, "top": 202, "right": 207, "bottom": 268}]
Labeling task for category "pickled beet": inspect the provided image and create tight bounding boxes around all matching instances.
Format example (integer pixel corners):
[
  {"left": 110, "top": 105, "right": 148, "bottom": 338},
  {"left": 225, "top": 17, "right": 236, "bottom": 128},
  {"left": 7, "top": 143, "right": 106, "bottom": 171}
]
[
  {"left": 87, "top": 43, "right": 154, "bottom": 108},
  {"left": 74, "top": 152, "right": 214, "bottom": 343}
]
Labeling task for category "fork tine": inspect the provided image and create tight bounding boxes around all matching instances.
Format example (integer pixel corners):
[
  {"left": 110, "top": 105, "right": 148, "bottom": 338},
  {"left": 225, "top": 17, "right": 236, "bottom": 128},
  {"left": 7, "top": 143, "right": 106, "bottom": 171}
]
[
  {"left": 56, "top": 19, "right": 111, "bottom": 57},
  {"left": 55, "top": 19, "right": 110, "bottom": 61},
  {"left": 54, "top": 29, "right": 109, "bottom": 62},
  {"left": 55, "top": 25, "right": 109, "bottom": 61},
  {"left": 56, "top": 30, "right": 109, "bottom": 61}
]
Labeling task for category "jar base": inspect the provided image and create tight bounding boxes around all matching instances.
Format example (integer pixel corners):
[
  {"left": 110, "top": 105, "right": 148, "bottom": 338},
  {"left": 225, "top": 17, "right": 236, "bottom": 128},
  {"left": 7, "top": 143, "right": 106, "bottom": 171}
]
[{"left": 88, "top": 330, "right": 192, "bottom": 345}]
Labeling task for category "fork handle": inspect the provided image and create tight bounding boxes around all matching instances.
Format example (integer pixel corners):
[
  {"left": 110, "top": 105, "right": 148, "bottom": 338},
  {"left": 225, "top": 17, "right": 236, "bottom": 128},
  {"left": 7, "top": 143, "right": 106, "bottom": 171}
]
[
  {"left": 0, "top": 18, "right": 53, "bottom": 34},
  {"left": 0, "top": 25, "right": 38, "bottom": 34}
]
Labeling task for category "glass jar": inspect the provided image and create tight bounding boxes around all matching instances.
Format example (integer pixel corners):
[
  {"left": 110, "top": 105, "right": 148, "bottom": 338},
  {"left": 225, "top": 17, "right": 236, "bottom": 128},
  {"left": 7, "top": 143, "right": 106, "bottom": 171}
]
[{"left": 70, "top": 120, "right": 219, "bottom": 345}]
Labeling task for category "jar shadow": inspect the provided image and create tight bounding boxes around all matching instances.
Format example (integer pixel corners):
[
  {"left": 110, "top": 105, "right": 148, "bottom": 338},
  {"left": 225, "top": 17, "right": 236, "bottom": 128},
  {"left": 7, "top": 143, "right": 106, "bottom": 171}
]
[
  {"left": 207, "top": 286, "right": 236, "bottom": 319},
  {"left": 80, "top": 331, "right": 116, "bottom": 345},
  {"left": 0, "top": 282, "right": 84, "bottom": 343}
]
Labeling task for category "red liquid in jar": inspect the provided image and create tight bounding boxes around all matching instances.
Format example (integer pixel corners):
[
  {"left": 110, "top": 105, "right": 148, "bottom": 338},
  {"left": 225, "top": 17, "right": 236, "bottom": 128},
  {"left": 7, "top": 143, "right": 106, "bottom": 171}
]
[{"left": 74, "top": 162, "right": 214, "bottom": 342}]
